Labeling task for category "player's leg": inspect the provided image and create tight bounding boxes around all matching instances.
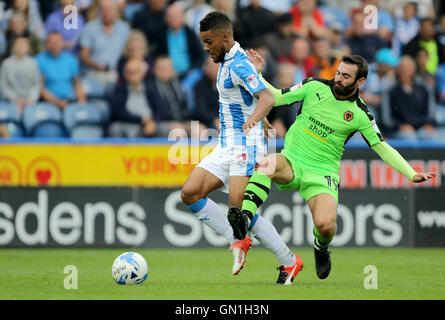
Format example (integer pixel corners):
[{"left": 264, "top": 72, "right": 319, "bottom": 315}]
[
  {"left": 181, "top": 166, "right": 236, "bottom": 244},
  {"left": 228, "top": 153, "right": 294, "bottom": 239},
  {"left": 307, "top": 193, "right": 338, "bottom": 279},
  {"left": 227, "top": 176, "right": 253, "bottom": 275},
  {"left": 228, "top": 154, "right": 303, "bottom": 284}
]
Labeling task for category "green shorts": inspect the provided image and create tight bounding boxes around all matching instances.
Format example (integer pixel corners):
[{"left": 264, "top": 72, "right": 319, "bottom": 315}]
[{"left": 275, "top": 151, "right": 339, "bottom": 203}]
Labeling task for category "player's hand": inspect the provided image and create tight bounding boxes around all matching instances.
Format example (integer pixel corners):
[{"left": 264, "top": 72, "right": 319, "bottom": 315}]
[
  {"left": 262, "top": 117, "right": 275, "bottom": 143},
  {"left": 411, "top": 172, "right": 436, "bottom": 183},
  {"left": 242, "top": 117, "right": 257, "bottom": 135},
  {"left": 246, "top": 49, "right": 265, "bottom": 74}
]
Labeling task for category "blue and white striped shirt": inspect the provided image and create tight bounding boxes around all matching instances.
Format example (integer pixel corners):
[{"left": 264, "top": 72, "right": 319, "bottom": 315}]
[{"left": 216, "top": 42, "right": 267, "bottom": 149}]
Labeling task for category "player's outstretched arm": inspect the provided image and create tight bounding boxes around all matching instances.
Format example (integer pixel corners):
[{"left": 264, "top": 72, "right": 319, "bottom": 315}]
[
  {"left": 371, "top": 141, "right": 436, "bottom": 183},
  {"left": 246, "top": 49, "right": 287, "bottom": 106}
]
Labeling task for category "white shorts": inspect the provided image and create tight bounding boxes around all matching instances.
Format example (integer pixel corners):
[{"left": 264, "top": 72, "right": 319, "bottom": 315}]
[{"left": 197, "top": 144, "right": 266, "bottom": 193}]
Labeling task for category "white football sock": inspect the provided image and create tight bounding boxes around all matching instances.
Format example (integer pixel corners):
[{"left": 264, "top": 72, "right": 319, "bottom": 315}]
[
  {"left": 250, "top": 214, "right": 296, "bottom": 267},
  {"left": 188, "top": 197, "right": 236, "bottom": 245}
]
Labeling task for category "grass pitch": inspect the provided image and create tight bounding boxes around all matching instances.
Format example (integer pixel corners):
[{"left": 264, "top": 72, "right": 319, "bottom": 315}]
[{"left": 0, "top": 247, "right": 444, "bottom": 300}]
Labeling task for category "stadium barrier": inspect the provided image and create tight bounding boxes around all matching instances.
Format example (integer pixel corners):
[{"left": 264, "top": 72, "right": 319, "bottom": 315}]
[{"left": 0, "top": 139, "right": 444, "bottom": 248}]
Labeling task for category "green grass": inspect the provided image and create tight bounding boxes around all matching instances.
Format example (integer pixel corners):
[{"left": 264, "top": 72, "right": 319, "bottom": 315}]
[{"left": 0, "top": 248, "right": 444, "bottom": 300}]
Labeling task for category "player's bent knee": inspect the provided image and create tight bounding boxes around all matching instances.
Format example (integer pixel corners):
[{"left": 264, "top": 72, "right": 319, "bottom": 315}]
[
  {"left": 257, "top": 155, "right": 279, "bottom": 178},
  {"left": 315, "top": 218, "right": 336, "bottom": 237},
  {"left": 180, "top": 186, "right": 203, "bottom": 205}
]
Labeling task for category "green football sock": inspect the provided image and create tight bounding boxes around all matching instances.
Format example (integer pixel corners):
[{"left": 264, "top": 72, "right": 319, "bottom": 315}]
[
  {"left": 242, "top": 171, "right": 271, "bottom": 217},
  {"left": 313, "top": 224, "right": 337, "bottom": 248}
]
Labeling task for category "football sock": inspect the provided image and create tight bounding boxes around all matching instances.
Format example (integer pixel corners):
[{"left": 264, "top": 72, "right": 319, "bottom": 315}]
[
  {"left": 251, "top": 214, "right": 296, "bottom": 267},
  {"left": 186, "top": 197, "right": 236, "bottom": 244},
  {"left": 313, "top": 225, "right": 337, "bottom": 249},
  {"left": 242, "top": 171, "right": 271, "bottom": 217}
]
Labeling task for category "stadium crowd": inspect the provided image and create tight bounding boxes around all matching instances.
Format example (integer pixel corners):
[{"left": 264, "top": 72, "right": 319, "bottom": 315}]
[{"left": 0, "top": 0, "right": 444, "bottom": 141}]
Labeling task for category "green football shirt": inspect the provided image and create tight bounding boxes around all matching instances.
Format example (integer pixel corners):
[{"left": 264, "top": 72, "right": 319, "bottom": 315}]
[{"left": 277, "top": 77, "right": 384, "bottom": 175}]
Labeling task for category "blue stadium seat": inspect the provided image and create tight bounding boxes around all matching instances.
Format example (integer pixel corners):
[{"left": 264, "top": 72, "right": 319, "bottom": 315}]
[
  {"left": 88, "top": 99, "right": 111, "bottom": 124},
  {"left": 22, "top": 102, "right": 66, "bottom": 137},
  {"left": 82, "top": 78, "right": 107, "bottom": 98},
  {"left": 435, "top": 105, "right": 445, "bottom": 126},
  {"left": 0, "top": 101, "right": 25, "bottom": 137},
  {"left": 63, "top": 103, "right": 104, "bottom": 139}
]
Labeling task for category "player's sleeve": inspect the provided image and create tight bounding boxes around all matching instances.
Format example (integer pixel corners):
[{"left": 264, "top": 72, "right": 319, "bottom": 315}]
[
  {"left": 259, "top": 75, "right": 309, "bottom": 107},
  {"left": 258, "top": 74, "right": 287, "bottom": 106},
  {"left": 371, "top": 141, "right": 417, "bottom": 180},
  {"left": 280, "top": 77, "right": 311, "bottom": 105},
  {"left": 230, "top": 60, "right": 267, "bottom": 95},
  {"left": 356, "top": 103, "right": 385, "bottom": 147}
]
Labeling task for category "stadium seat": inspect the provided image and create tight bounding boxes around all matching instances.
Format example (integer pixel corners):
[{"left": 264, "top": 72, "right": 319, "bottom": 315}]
[
  {"left": 22, "top": 102, "right": 66, "bottom": 137},
  {"left": 82, "top": 77, "right": 107, "bottom": 98},
  {"left": 63, "top": 103, "right": 104, "bottom": 139},
  {"left": 435, "top": 105, "right": 445, "bottom": 126},
  {"left": 0, "top": 101, "right": 25, "bottom": 137},
  {"left": 88, "top": 99, "right": 111, "bottom": 124}
]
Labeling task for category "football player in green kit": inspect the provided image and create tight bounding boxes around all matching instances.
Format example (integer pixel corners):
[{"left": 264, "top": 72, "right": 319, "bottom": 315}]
[{"left": 228, "top": 50, "right": 436, "bottom": 282}]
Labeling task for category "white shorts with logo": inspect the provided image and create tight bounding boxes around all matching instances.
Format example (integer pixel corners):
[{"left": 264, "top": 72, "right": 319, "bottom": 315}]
[{"left": 197, "top": 144, "right": 266, "bottom": 193}]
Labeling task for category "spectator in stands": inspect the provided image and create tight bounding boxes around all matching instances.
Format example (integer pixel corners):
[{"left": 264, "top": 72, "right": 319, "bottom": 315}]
[
  {"left": 390, "top": 0, "right": 436, "bottom": 20},
  {"left": 39, "top": 0, "right": 59, "bottom": 21},
  {"left": 387, "top": 55, "right": 440, "bottom": 141},
  {"left": 183, "top": 0, "right": 215, "bottom": 35},
  {"left": 158, "top": 3, "right": 204, "bottom": 79},
  {"left": 2, "top": 12, "right": 43, "bottom": 60},
  {"left": 117, "top": 30, "right": 152, "bottom": 84},
  {"left": 210, "top": 0, "right": 235, "bottom": 22},
  {"left": 415, "top": 47, "right": 435, "bottom": 91},
  {"left": 308, "top": 36, "right": 341, "bottom": 80},
  {"left": 0, "top": 37, "right": 40, "bottom": 113},
  {"left": 345, "top": 9, "right": 386, "bottom": 64},
  {"left": 258, "top": 0, "right": 293, "bottom": 15},
  {"left": 1, "top": 0, "right": 45, "bottom": 40},
  {"left": 132, "top": 0, "right": 168, "bottom": 58},
  {"left": 37, "top": 32, "right": 86, "bottom": 110},
  {"left": 263, "top": 13, "right": 298, "bottom": 62},
  {"left": 248, "top": 41, "right": 277, "bottom": 83},
  {"left": 0, "top": 124, "right": 9, "bottom": 138},
  {"left": 108, "top": 58, "right": 162, "bottom": 138},
  {"left": 192, "top": 55, "right": 219, "bottom": 130},
  {"left": 329, "top": 23, "right": 350, "bottom": 58},
  {"left": 80, "top": 0, "right": 130, "bottom": 92},
  {"left": 289, "top": 0, "right": 327, "bottom": 39},
  {"left": 284, "top": 37, "right": 316, "bottom": 84},
  {"left": 153, "top": 55, "right": 193, "bottom": 137},
  {"left": 438, "top": 14, "right": 445, "bottom": 48},
  {"left": 392, "top": 1, "right": 420, "bottom": 57},
  {"left": 267, "top": 62, "right": 298, "bottom": 138},
  {"left": 403, "top": 17, "right": 445, "bottom": 76},
  {"left": 82, "top": 0, "right": 127, "bottom": 21},
  {"left": 235, "top": 0, "right": 276, "bottom": 48},
  {"left": 361, "top": 48, "right": 398, "bottom": 126},
  {"left": 45, "top": 0, "right": 86, "bottom": 54}
]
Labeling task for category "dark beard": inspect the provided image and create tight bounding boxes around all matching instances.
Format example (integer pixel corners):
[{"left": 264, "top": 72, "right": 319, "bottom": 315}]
[
  {"left": 214, "top": 48, "right": 226, "bottom": 63},
  {"left": 333, "top": 81, "right": 356, "bottom": 97}
]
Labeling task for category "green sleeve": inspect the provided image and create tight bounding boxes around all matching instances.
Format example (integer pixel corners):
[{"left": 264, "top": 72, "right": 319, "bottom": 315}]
[
  {"left": 258, "top": 74, "right": 287, "bottom": 106},
  {"left": 357, "top": 108, "right": 384, "bottom": 147},
  {"left": 259, "top": 74, "right": 307, "bottom": 106},
  {"left": 371, "top": 141, "right": 417, "bottom": 180}
]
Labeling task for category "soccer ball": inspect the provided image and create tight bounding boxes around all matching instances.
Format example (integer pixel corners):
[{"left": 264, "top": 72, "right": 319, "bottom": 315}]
[{"left": 112, "top": 252, "right": 149, "bottom": 285}]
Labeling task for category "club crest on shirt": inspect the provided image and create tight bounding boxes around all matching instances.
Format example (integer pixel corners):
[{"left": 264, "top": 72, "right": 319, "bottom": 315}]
[
  {"left": 344, "top": 111, "right": 354, "bottom": 122},
  {"left": 246, "top": 74, "right": 259, "bottom": 89}
]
